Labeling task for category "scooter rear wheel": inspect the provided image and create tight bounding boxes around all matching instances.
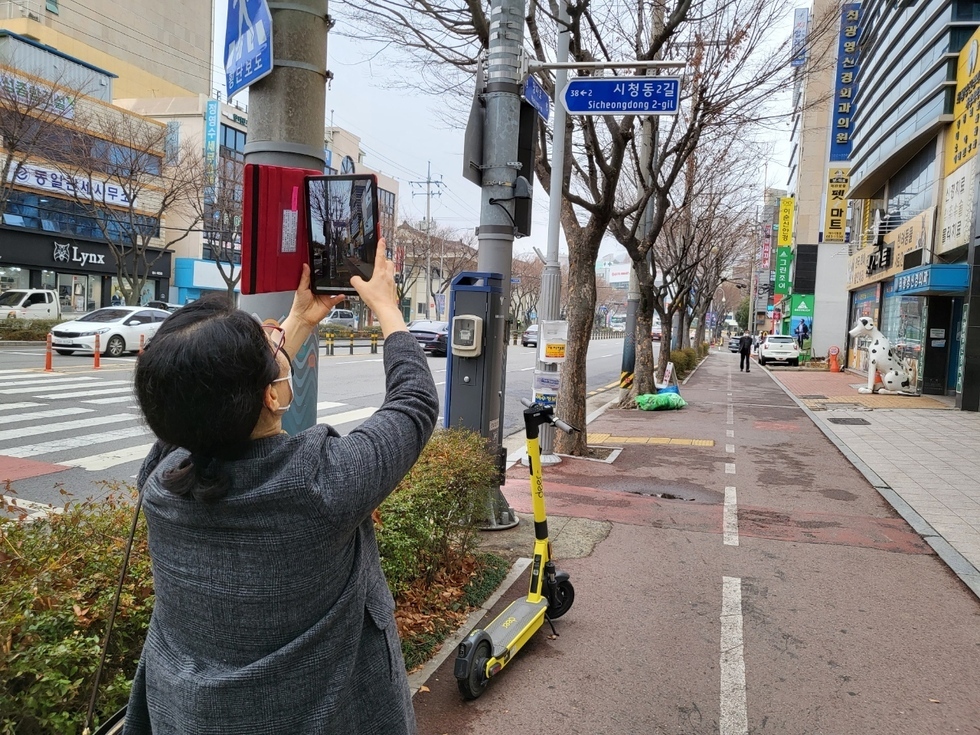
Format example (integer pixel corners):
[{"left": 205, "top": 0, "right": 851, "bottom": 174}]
[
  {"left": 457, "top": 640, "right": 491, "bottom": 700},
  {"left": 548, "top": 580, "right": 575, "bottom": 619}
]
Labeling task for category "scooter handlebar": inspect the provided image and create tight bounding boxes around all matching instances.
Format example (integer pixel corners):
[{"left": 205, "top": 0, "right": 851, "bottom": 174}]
[{"left": 521, "top": 398, "right": 579, "bottom": 434}]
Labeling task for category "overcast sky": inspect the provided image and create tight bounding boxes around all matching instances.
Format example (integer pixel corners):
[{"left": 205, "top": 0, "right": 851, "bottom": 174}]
[{"left": 212, "top": 2, "right": 791, "bottom": 262}]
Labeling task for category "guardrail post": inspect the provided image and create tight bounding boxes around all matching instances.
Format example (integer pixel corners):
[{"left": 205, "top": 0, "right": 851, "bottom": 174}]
[
  {"left": 349, "top": 333, "right": 354, "bottom": 355},
  {"left": 93, "top": 334, "right": 101, "bottom": 370},
  {"left": 139, "top": 334, "right": 145, "bottom": 355},
  {"left": 371, "top": 334, "right": 378, "bottom": 354},
  {"left": 44, "top": 333, "right": 53, "bottom": 372}
]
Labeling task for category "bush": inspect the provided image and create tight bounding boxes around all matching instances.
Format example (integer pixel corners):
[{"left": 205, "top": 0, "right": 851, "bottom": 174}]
[
  {"left": 1, "top": 429, "right": 503, "bottom": 734},
  {"left": 0, "top": 319, "right": 59, "bottom": 342},
  {"left": 669, "top": 349, "right": 692, "bottom": 377},
  {"left": 0, "top": 489, "right": 153, "bottom": 735},
  {"left": 681, "top": 347, "right": 697, "bottom": 369},
  {"left": 376, "top": 428, "right": 499, "bottom": 596}
]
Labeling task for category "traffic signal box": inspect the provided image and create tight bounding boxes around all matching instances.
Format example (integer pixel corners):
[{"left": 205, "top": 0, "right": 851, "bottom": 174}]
[{"left": 241, "top": 163, "right": 321, "bottom": 295}]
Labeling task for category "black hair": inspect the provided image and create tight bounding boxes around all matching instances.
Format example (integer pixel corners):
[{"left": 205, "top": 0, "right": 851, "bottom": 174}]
[{"left": 133, "top": 294, "right": 281, "bottom": 500}]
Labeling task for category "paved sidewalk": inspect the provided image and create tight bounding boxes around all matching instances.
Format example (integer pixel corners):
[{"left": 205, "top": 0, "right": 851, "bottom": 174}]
[{"left": 767, "top": 366, "right": 980, "bottom": 597}]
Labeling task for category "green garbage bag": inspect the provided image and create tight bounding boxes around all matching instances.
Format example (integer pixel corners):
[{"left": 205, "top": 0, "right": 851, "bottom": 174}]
[{"left": 636, "top": 392, "right": 687, "bottom": 411}]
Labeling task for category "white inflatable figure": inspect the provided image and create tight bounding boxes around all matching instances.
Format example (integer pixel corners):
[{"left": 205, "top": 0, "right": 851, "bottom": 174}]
[{"left": 848, "top": 316, "right": 913, "bottom": 394}]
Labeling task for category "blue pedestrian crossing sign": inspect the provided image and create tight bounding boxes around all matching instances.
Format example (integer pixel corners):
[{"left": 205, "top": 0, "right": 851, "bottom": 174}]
[
  {"left": 225, "top": 0, "right": 274, "bottom": 99},
  {"left": 562, "top": 77, "right": 681, "bottom": 116}
]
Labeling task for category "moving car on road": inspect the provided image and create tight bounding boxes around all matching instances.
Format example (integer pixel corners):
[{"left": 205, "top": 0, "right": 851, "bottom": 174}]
[
  {"left": 758, "top": 334, "right": 800, "bottom": 366},
  {"left": 521, "top": 324, "right": 539, "bottom": 347},
  {"left": 49, "top": 306, "right": 171, "bottom": 357},
  {"left": 409, "top": 320, "right": 449, "bottom": 356}
]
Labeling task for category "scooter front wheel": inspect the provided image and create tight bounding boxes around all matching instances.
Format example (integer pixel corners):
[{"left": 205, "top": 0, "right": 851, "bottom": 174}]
[
  {"left": 548, "top": 579, "right": 575, "bottom": 619},
  {"left": 457, "top": 640, "right": 491, "bottom": 700}
]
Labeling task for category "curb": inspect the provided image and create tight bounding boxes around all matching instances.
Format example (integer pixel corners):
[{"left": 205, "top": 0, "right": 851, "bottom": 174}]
[
  {"left": 766, "top": 371, "right": 980, "bottom": 600},
  {"left": 408, "top": 557, "right": 532, "bottom": 696}
]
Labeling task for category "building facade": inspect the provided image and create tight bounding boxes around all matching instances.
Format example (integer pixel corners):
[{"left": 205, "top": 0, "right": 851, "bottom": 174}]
[
  {"left": 0, "top": 0, "right": 212, "bottom": 97},
  {"left": 0, "top": 33, "right": 173, "bottom": 311},
  {"left": 843, "top": 0, "right": 980, "bottom": 399}
]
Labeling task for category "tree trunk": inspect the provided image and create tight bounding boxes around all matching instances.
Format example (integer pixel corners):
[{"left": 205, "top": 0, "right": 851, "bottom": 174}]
[
  {"left": 632, "top": 268, "right": 658, "bottom": 397},
  {"left": 554, "top": 235, "right": 599, "bottom": 456}
]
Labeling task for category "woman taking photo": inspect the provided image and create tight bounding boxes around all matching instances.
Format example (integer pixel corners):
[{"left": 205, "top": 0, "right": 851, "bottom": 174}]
[{"left": 123, "top": 241, "right": 438, "bottom": 734}]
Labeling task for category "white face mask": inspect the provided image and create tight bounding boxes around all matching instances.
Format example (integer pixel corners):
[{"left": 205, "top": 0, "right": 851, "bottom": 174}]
[{"left": 272, "top": 373, "right": 293, "bottom": 414}]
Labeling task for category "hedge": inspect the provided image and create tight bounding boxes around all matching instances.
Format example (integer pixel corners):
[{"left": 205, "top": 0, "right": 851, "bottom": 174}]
[
  {"left": 0, "top": 428, "right": 503, "bottom": 734},
  {"left": 0, "top": 319, "right": 58, "bottom": 342}
]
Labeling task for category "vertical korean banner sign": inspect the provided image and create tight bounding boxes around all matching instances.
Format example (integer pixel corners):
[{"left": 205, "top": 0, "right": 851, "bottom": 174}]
[
  {"left": 829, "top": 3, "right": 861, "bottom": 162},
  {"left": 778, "top": 197, "right": 794, "bottom": 248},
  {"left": 204, "top": 99, "right": 219, "bottom": 206}
]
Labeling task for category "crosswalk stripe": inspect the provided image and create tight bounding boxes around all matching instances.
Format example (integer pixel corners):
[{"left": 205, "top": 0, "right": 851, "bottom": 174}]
[
  {"left": 0, "top": 376, "right": 98, "bottom": 388},
  {"left": 0, "top": 414, "right": 134, "bottom": 442},
  {"left": 0, "top": 369, "right": 33, "bottom": 375},
  {"left": 0, "top": 407, "right": 93, "bottom": 424},
  {"left": 60, "top": 443, "right": 154, "bottom": 471},
  {"left": 0, "top": 380, "right": 131, "bottom": 396},
  {"left": 316, "top": 407, "right": 377, "bottom": 426},
  {"left": 0, "top": 402, "right": 44, "bottom": 412},
  {"left": 316, "top": 401, "right": 344, "bottom": 411},
  {"left": 83, "top": 396, "right": 138, "bottom": 405},
  {"left": 1, "top": 426, "right": 150, "bottom": 458},
  {"left": 34, "top": 386, "right": 134, "bottom": 400}
]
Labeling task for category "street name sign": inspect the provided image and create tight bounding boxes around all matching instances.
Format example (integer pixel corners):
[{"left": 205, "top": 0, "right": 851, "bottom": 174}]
[
  {"left": 562, "top": 77, "right": 681, "bottom": 115},
  {"left": 523, "top": 76, "right": 551, "bottom": 123},
  {"left": 225, "top": 0, "right": 274, "bottom": 99}
]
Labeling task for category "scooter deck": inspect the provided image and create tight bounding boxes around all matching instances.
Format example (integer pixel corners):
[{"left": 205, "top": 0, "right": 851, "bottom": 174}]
[{"left": 485, "top": 597, "right": 548, "bottom": 659}]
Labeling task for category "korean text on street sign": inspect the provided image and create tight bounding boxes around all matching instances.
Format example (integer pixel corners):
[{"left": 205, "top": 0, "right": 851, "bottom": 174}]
[
  {"left": 523, "top": 76, "right": 551, "bottom": 123},
  {"left": 225, "top": 0, "right": 274, "bottom": 99},
  {"left": 562, "top": 77, "right": 681, "bottom": 116}
]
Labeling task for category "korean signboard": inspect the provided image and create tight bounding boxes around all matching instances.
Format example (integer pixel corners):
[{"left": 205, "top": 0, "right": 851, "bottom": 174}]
[
  {"left": 204, "top": 99, "right": 219, "bottom": 206},
  {"left": 774, "top": 247, "right": 793, "bottom": 295},
  {"left": 778, "top": 197, "right": 795, "bottom": 248},
  {"left": 538, "top": 321, "right": 568, "bottom": 364},
  {"left": 823, "top": 167, "right": 850, "bottom": 242},
  {"left": 761, "top": 224, "right": 772, "bottom": 269},
  {"left": 847, "top": 208, "right": 933, "bottom": 289},
  {"left": 0, "top": 70, "right": 76, "bottom": 120},
  {"left": 939, "top": 157, "right": 975, "bottom": 253},
  {"left": 5, "top": 163, "right": 134, "bottom": 208},
  {"left": 945, "top": 25, "right": 980, "bottom": 173},
  {"left": 829, "top": 4, "right": 861, "bottom": 162},
  {"left": 791, "top": 8, "right": 809, "bottom": 67}
]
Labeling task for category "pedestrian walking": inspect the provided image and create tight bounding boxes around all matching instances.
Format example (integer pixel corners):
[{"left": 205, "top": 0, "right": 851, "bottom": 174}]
[
  {"left": 124, "top": 240, "right": 438, "bottom": 734},
  {"left": 739, "top": 330, "right": 754, "bottom": 372}
]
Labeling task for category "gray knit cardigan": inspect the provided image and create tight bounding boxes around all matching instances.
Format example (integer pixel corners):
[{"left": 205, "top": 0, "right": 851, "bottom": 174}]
[{"left": 122, "top": 332, "right": 438, "bottom": 734}]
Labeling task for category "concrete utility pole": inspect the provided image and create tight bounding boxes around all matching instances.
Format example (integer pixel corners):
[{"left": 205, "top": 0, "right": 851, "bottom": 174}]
[
  {"left": 241, "top": 0, "right": 330, "bottom": 434},
  {"left": 535, "top": 0, "right": 570, "bottom": 464},
  {"left": 477, "top": 0, "right": 524, "bottom": 524},
  {"left": 410, "top": 162, "right": 444, "bottom": 318}
]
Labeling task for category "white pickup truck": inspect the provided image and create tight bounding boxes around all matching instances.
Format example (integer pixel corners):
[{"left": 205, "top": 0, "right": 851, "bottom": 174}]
[{"left": 0, "top": 289, "right": 62, "bottom": 320}]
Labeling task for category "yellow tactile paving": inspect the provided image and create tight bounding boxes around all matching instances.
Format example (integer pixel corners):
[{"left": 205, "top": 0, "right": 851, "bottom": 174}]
[
  {"left": 593, "top": 436, "right": 716, "bottom": 447},
  {"left": 802, "top": 394, "right": 951, "bottom": 410}
]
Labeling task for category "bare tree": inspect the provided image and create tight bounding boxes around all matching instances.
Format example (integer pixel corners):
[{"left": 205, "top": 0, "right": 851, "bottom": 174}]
[
  {"left": 0, "top": 61, "right": 94, "bottom": 217},
  {"left": 343, "top": 0, "right": 841, "bottom": 453},
  {"left": 510, "top": 252, "right": 544, "bottom": 330},
  {"left": 199, "top": 156, "right": 243, "bottom": 304},
  {"left": 52, "top": 107, "right": 204, "bottom": 306},
  {"left": 396, "top": 220, "right": 477, "bottom": 319}
]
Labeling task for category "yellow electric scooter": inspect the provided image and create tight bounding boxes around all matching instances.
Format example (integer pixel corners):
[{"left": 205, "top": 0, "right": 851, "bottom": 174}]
[{"left": 454, "top": 398, "right": 577, "bottom": 699}]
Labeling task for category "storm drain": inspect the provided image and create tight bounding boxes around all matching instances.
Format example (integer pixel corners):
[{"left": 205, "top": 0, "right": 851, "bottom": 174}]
[
  {"left": 826, "top": 417, "right": 871, "bottom": 426},
  {"left": 800, "top": 394, "right": 828, "bottom": 399}
]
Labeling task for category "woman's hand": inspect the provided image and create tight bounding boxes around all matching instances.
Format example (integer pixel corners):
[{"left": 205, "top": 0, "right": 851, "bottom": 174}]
[
  {"left": 352, "top": 239, "right": 408, "bottom": 335},
  {"left": 289, "top": 263, "right": 346, "bottom": 328}
]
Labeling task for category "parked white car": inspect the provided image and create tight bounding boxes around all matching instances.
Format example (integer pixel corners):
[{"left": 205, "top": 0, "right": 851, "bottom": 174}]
[
  {"left": 758, "top": 334, "right": 800, "bottom": 366},
  {"left": 0, "top": 289, "right": 61, "bottom": 320},
  {"left": 50, "top": 306, "right": 172, "bottom": 357}
]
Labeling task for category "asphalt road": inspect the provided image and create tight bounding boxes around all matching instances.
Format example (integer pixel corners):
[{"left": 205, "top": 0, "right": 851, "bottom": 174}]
[{"left": 0, "top": 336, "right": 639, "bottom": 510}]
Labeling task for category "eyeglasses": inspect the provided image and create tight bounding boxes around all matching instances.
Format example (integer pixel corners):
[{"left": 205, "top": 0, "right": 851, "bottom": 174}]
[{"left": 262, "top": 323, "right": 294, "bottom": 375}]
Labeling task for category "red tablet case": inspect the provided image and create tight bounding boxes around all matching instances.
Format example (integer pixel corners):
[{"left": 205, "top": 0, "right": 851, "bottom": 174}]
[{"left": 240, "top": 163, "right": 321, "bottom": 295}]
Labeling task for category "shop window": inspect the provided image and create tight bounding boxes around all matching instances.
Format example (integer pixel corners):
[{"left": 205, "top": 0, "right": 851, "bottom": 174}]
[{"left": 0, "top": 267, "right": 30, "bottom": 292}]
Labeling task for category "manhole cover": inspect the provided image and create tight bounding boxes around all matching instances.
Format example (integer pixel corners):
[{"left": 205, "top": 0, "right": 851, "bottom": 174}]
[
  {"left": 826, "top": 417, "right": 871, "bottom": 425},
  {"left": 800, "top": 394, "right": 828, "bottom": 399}
]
